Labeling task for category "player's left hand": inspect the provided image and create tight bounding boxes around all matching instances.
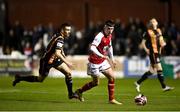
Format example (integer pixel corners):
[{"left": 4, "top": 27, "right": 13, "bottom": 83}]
[
  {"left": 107, "top": 58, "right": 116, "bottom": 69},
  {"left": 67, "top": 62, "right": 75, "bottom": 70}
]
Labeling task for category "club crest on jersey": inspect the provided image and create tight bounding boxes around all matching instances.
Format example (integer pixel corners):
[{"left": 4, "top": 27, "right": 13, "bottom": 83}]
[
  {"left": 57, "top": 42, "right": 63, "bottom": 47},
  {"left": 103, "top": 46, "right": 109, "bottom": 51}
]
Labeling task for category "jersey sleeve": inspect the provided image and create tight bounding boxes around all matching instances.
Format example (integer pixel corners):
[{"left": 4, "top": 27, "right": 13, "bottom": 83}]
[
  {"left": 56, "top": 38, "right": 64, "bottom": 49},
  {"left": 91, "top": 32, "right": 103, "bottom": 46}
]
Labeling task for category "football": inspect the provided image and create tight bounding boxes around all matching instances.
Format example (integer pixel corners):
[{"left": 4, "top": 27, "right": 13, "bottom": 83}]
[{"left": 134, "top": 94, "right": 147, "bottom": 106}]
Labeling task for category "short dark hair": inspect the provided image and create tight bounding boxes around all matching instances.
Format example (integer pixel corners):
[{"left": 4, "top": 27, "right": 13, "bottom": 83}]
[
  {"left": 104, "top": 20, "right": 115, "bottom": 27},
  {"left": 60, "top": 23, "right": 71, "bottom": 30}
]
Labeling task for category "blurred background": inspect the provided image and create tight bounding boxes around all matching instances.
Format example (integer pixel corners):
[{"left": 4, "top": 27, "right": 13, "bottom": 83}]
[{"left": 0, "top": 0, "right": 180, "bottom": 78}]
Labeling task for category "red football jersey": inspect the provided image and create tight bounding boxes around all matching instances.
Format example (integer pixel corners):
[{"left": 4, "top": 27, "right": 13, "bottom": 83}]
[{"left": 89, "top": 32, "right": 112, "bottom": 64}]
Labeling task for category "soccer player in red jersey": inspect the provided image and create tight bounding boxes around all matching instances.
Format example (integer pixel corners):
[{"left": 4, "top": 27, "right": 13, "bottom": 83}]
[
  {"left": 12, "top": 23, "right": 78, "bottom": 99},
  {"left": 75, "top": 20, "right": 122, "bottom": 105}
]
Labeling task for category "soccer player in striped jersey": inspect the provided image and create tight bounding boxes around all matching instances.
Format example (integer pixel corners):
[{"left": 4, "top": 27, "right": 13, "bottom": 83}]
[
  {"left": 134, "top": 18, "right": 174, "bottom": 92},
  {"left": 13, "top": 23, "right": 78, "bottom": 99},
  {"left": 75, "top": 20, "right": 122, "bottom": 105}
]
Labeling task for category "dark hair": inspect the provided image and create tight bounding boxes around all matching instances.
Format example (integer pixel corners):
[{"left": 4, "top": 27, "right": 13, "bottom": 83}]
[
  {"left": 104, "top": 20, "right": 115, "bottom": 27},
  {"left": 60, "top": 23, "right": 71, "bottom": 30}
]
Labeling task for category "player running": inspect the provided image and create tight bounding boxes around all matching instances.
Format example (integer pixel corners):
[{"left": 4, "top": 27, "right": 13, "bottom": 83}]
[
  {"left": 13, "top": 23, "right": 78, "bottom": 99},
  {"left": 75, "top": 20, "right": 122, "bottom": 105}
]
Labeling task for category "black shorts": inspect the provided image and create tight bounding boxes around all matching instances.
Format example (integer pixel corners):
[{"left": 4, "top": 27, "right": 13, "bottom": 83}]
[
  {"left": 149, "top": 53, "right": 160, "bottom": 65},
  {"left": 39, "top": 58, "right": 63, "bottom": 76}
]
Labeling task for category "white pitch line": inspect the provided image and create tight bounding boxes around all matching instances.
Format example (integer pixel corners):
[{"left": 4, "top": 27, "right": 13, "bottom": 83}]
[{"left": 0, "top": 89, "right": 21, "bottom": 93}]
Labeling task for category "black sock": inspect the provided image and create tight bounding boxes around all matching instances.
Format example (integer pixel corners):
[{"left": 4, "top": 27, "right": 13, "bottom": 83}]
[
  {"left": 157, "top": 71, "right": 166, "bottom": 88},
  {"left": 137, "top": 71, "right": 152, "bottom": 84},
  {"left": 19, "top": 76, "right": 39, "bottom": 82},
  {"left": 65, "top": 76, "right": 73, "bottom": 96}
]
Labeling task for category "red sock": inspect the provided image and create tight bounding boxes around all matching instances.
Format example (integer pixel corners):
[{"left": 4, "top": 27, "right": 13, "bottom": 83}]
[
  {"left": 108, "top": 80, "right": 115, "bottom": 101},
  {"left": 80, "top": 81, "right": 95, "bottom": 93}
]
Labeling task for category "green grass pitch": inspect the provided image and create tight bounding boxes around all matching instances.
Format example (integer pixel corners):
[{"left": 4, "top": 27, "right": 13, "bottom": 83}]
[{"left": 0, "top": 76, "right": 180, "bottom": 111}]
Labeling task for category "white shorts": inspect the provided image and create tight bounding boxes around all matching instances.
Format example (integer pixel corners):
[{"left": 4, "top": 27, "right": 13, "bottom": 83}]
[{"left": 87, "top": 60, "right": 111, "bottom": 76}]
